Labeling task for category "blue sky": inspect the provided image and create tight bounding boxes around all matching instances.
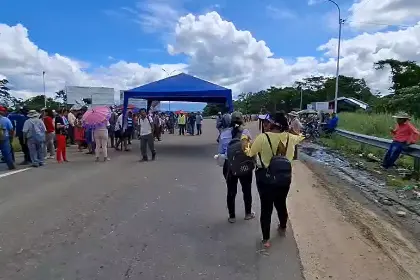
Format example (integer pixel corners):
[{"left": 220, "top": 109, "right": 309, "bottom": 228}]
[
  {"left": 2, "top": 0, "right": 406, "bottom": 111},
  {"left": 2, "top": 0, "right": 351, "bottom": 63}
]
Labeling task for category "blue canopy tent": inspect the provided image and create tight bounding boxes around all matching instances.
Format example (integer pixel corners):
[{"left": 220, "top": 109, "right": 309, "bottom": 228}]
[{"left": 122, "top": 73, "right": 233, "bottom": 117}]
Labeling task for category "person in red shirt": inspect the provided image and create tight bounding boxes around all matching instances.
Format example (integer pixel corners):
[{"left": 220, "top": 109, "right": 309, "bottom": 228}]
[
  {"left": 382, "top": 112, "right": 419, "bottom": 169},
  {"left": 43, "top": 109, "right": 55, "bottom": 158}
]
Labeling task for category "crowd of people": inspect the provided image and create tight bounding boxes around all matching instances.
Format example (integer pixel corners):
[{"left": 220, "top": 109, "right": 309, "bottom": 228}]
[{"left": 0, "top": 105, "right": 205, "bottom": 169}]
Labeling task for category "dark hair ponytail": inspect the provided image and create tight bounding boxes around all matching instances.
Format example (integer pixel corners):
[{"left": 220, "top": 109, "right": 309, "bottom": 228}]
[{"left": 230, "top": 120, "right": 243, "bottom": 139}]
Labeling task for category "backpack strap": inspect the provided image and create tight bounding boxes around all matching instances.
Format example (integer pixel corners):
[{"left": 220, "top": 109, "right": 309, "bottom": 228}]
[{"left": 264, "top": 133, "right": 275, "bottom": 156}]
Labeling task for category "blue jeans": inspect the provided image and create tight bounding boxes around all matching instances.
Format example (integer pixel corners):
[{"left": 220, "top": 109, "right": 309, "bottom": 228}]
[
  {"left": 382, "top": 141, "right": 407, "bottom": 169},
  {"left": 0, "top": 138, "right": 15, "bottom": 169},
  {"left": 27, "top": 139, "right": 45, "bottom": 166}
]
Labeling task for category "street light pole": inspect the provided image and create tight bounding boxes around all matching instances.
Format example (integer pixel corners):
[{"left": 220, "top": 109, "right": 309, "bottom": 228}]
[
  {"left": 42, "top": 71, "right": 46, "bottom": 108},
  {"left": 326, "top": 0, "right": 344, "bottom": 113},
  {"left": 300, "top": 87, "right": 303, "bottom": 110}
]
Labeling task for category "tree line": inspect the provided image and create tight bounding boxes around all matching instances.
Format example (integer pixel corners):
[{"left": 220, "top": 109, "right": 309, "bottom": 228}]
[
  {"left": 203, "top": 59, "right": 420, "bottom": 118},
  {"left": 0, "top": 82, "right": 77, "bottom": 111}
]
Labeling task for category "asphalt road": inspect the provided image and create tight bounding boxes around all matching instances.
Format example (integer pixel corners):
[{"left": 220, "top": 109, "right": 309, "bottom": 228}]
[{"left": 0, "top": 120, "right": 304, "bottom": 280}]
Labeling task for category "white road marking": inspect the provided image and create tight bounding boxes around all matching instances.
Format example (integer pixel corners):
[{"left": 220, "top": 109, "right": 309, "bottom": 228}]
[{"left": 0, "top": 168, "right": 31, "bottom": 179}]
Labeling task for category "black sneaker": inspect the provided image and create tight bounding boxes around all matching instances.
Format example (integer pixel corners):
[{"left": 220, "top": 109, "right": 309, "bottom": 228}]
[
  {"left": 151, "top": 153, "right": 156, "bottom": 161},
  {"left": 139, "top": 157, "right": 148, "bottom": 162}
]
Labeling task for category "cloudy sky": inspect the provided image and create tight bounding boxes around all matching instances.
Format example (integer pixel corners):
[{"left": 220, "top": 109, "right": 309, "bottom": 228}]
[{"left": 1, "top": 0, "right": 420, "bottom": 111}]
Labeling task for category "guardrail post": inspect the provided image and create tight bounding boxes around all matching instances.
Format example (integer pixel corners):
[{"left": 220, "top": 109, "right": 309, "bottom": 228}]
[{"left": 414, "top": 158, "right": 420, "bottom": 180}]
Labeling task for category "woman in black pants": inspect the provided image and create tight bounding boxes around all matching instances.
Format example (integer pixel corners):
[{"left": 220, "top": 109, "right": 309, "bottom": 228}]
[
  {"left": 246, "top": 112, "right": 304, "bottom": 248},
  {"left": 219, "top": 111, "right": 255, "bottom": 223}
]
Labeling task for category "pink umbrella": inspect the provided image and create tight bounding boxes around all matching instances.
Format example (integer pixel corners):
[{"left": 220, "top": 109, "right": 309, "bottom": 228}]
[{"left": 82, "top": 106, "right": 111, "bottom": 129}]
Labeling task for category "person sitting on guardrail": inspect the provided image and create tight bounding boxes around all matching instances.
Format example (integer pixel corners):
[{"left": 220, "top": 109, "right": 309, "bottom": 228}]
[
  {"left": 325, "top": 112, "right": 339, "bottom": 134},
  {"left": 382, "top": 112, "right": 419, "bottom": 169}
]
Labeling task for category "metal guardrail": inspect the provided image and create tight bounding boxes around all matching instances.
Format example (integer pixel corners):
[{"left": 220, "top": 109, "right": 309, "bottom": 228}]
[{"left": 335, "top": 128, "right": 420, "bottom": 176}]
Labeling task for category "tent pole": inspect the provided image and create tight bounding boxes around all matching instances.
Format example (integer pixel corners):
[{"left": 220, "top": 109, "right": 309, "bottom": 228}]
[{"left": 122, "top": 92, "right": 129, "bottom": 128}]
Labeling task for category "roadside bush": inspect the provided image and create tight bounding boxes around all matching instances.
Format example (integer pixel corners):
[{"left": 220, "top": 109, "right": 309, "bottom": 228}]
[{"left": 320, "top": 112, "right": 420, "bottom": 168}]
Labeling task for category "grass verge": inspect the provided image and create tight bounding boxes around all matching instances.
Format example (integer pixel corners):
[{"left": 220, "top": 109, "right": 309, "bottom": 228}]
[{"left": 320, "top": 112, "right": 420, "bottom": 169}]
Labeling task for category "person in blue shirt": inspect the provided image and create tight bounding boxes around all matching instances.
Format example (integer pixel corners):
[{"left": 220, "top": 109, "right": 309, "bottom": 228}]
[
  {"left": 325, "top": 112, "right": 339, "bottom": 134},
  {"left": 0, "top": 106, "right": 16, "bottom": 170},
  {"left": 8, "top": 106, "right": 31, "bottom": 164}
]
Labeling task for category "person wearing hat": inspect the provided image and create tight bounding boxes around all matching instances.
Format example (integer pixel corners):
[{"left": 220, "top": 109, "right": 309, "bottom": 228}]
[
  {"left": 245, "top": 111, "right": 304, "bottom": 248},
  {"left": 0, "top": 106, "right": 16, "bottom": 170},
  {"left": 218, "top": 111, "right": 255, "bottom": 223},
  {"left": 22, "top": 110, "right": 47, "bottom": 167},
  {"left": 288, "top": 111, "right": 303, "bottom": 135},
  {"left": 382, "top": 112, "right": 419, "bottom": 169}
]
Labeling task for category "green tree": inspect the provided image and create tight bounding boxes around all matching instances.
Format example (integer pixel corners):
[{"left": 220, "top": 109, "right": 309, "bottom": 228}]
[
  {"left": 0, "top": 79, "right": 22, "bottom": 108},
  {"left": 55, "top": 89, "right": 67, "bottom": 104},
  {"left": 374, "top": 59, "right": 420, "bottom": 92},
  {"left": 202, "top": 103, "right": 226, "bottom": 116},
  {"left": 22, "top": 95, "right": 62, "bottom": 111}
]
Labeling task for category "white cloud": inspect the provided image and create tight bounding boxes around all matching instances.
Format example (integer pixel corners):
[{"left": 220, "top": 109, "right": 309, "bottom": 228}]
[
  {"left": 266, "top": 5, "right": 297, "bottom": 20},
  {"left": 1, "top": 10, "right": 420, "bottom": 103},
  {"left": 348, "top": 0, "right": 420, "bottom": 31}
]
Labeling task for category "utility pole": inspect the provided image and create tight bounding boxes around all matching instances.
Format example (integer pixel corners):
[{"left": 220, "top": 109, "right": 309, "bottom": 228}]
[
  {"left": 300, "top": 87, "right": 303, "bottom": 110},
  {"left": 42, "top": 71, "right": 46, "bottom": 108},
  {"left": 326, "top": 0, "right": 344, "bottom": 113}
]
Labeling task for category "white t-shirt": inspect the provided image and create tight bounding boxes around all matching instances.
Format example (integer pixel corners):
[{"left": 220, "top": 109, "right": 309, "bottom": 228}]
[
  {"left": 115, "top": 114, "right": 123, "bottom": 131},
  {"left": 67, "top": 112, "right": 76, "bottom": 126},
  {"left": 139, "top": 116, "right": 153, "bottom": 136}
]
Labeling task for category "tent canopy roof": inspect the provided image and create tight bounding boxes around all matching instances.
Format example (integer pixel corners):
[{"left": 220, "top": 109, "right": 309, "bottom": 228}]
[{"left": 124, "top": 73, "right": 232, "bottom": 103}]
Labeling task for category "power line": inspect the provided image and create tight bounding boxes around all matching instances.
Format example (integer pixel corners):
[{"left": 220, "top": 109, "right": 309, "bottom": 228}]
[{"left": 351, "top": 0, "right": 374, "bottom": 14}]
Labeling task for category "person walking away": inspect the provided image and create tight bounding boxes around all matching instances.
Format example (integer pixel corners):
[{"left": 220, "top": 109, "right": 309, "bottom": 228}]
[
  {"left": 108, "top": 108, "right": 117, "bottom": 148},
  {"left": 188, "top": 113, "right": 196, "bottom": 135},
  {"left": 219, "top": 111, "right": 255, "bottom": 223},
  {"left": 168, "top": 113, "right": 175, "bottom": 134},
  {"left": 138, "top": 108, "right": 156, "bottom": 162},
  {"left": 67, "top": 109, "right": 76, "bottom": 145},
  {"left": 153, "top": 112, "right": 162, "bottom": 141},
  {"left": 288, "top": 111, "right": 303, "bottom": 160},
  {"left": 55, "top": 109, "right": 68, "bottom": 163},
  {"left": 216, "top": 111, "right": 231, "bottom": 142},
  {"left": 0, "top": 106, "right": 16, "bottom": 170},
  {"left": 196, "top": 111, "right": 203, "bottom": 135},
  {"left": 382, "top": 112, "right": 419, "bottom": 169},
  {"left": 8, "top": 106, "right": 31, "bottom": 165},
  {"left": 245, "top": 112, "right": 304, "bottom": 248},
  {"left": 115, "top": 111, "right": 128, "bottom": 151},
  {"left": 126, "top": 111, "right": 134, "bottom": 145},
  {"left": 178, "top": 112, "right": 186, "bottom": 135},
  {"left": 23, "top": 110, "right": 47, "bottom": 167},
  {"left": 74, "top": 113, "right": 85, "bottom": 152},
  {"left": 94, "top": 119, "right": 110, "bottom": 161},
  {"left": 43, "top": 109, "right": 56, "bottom": 159}
]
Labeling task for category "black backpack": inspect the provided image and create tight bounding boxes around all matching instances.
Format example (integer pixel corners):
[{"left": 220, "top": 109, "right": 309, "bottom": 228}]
[
  {"left": 257, "top": 133, "right": 292, "bottom": 185},
  {"left": 227, "top": 131, "right": 255, "bottom": 176}
]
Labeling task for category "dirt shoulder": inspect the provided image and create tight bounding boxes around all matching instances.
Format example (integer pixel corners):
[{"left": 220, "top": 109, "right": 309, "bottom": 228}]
[{"left": 289, "top": 161, "right": 420, "bottom": 280}]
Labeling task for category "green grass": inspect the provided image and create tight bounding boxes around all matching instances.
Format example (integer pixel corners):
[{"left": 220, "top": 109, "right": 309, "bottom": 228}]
[{"left": 320, "top": 112, "right": 420, "bottom": 169}]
